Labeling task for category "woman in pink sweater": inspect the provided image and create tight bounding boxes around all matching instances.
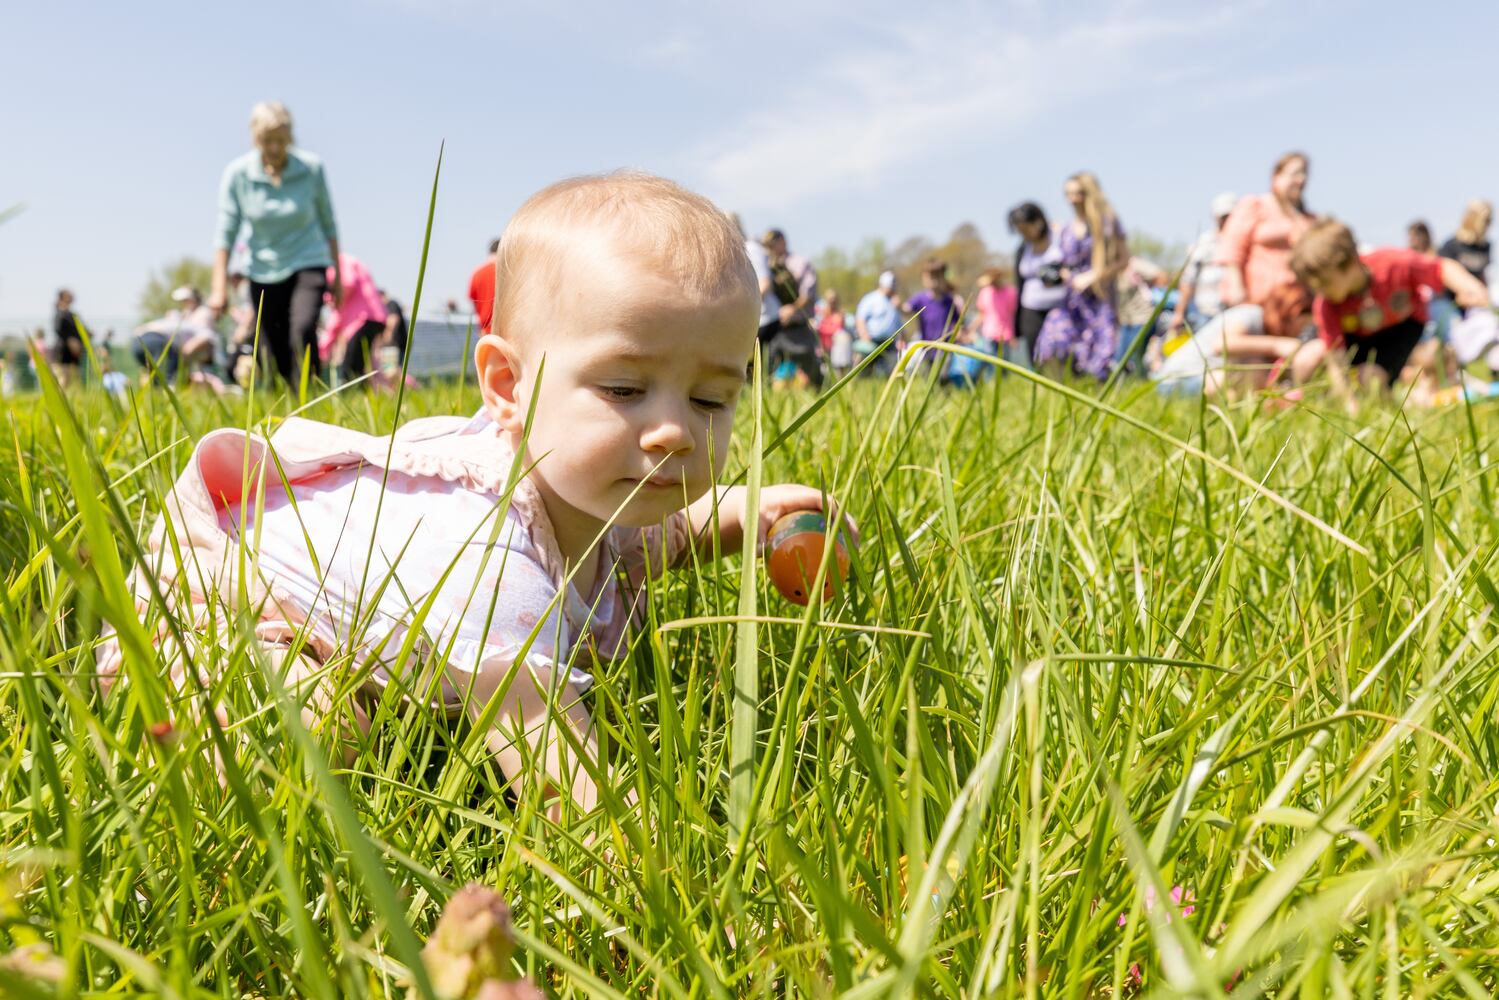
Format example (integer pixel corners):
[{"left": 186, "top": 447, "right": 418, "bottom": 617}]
[
  {"left": 1218, "top": 152, "right": 1315, "bottom": 307},
  {"left": 321, "top": 252, "right": 388, "bottom": 382}
]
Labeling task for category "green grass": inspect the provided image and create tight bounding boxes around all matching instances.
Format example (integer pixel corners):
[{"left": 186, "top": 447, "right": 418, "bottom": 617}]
[{"left": 5, "top": 363, "right": 1499, "bottom": 998}]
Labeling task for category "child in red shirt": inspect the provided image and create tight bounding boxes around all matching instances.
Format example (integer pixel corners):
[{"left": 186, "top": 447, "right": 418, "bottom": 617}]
[{"left": 1289, "top": 219, "right": 1488, "bottom": 395}]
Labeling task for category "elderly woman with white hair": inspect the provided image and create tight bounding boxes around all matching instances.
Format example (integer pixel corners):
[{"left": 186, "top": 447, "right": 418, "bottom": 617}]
[{"left": 208, "top": 101, "right": 340, "bottom": 386}]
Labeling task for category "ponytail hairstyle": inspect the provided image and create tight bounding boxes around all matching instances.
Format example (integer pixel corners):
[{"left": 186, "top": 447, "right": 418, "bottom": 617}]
[{"left": 1070, "top": 171, "right": 1120, "bottom": 279}]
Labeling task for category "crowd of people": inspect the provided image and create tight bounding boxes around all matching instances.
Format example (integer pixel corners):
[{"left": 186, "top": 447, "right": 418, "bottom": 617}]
[
  {"left": 16, "top": 105, "right": 1497, "bottom": 414},
  {"left": 738, "top": 151, "right": 1496, "bottom": 409}
]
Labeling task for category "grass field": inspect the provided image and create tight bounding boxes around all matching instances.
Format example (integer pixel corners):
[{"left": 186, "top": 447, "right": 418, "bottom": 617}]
[{"left": 5, "top": 360, "right": 1499, "bottom": 998}]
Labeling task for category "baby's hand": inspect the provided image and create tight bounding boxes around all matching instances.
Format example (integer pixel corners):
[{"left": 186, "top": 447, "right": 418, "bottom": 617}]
[
  {"left": 686, "top": 485, "right": 859, "bottom": 563},
  {"left": 753, "top": 484, "right": 859, "bottom": 552}
]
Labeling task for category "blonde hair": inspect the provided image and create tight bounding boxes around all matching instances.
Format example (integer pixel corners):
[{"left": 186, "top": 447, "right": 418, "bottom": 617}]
[
  {"left": 249, "top": 101, "right": 293, "bottom": 140},
  {"left": 1290, "top": 217, "right": 1359, "bottom": 285},
  {"left": 493, "top": 171, "right": 758, "bottom": 341},
  {"left": 1457, "top": 199, "right": 1494, "bottom": 244},
  {"left": 1069, "top": 172, "right": 1121, "bottom": 282}
]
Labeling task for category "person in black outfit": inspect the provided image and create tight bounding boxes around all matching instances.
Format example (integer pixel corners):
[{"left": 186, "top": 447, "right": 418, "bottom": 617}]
[
  {"left": 1439, "top": 200, "right": 1493, "bottom": 289},
  {"left": 383, "top": 293, "right": 407, "bottom": 355},
  {"left": 1007, "top": 202, "right": 1065, "bottom": 361},
  {"left": 51, "top": 288, "right": 86, "bottom": 385},
  {"left": 1432, "top": 200, "right": 1492, "bottom": 342},
  {"left": 380, "top": 290, "right": 408, "bottom": 362},
  {"left": 760, "top": 229, "right": 824, "bottom": 390}
]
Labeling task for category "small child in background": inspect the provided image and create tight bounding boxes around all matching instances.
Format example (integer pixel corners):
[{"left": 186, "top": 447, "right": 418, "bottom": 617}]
[
  {"left": 1289, "top": 218, "right": 1490, "bottom": 404},
  {"left": 102, "top": 172, "right": 845, "bottom": 819},
  {"left": 972, "top": 267, "right": 1022, "bottom": 367},
  {"left": 903, "top": 258, "right": 965, "bottom": 382},
  {"left": 814, "top": 289, "right": 844, "bottom": 356},
  {"left": 814, "top": 290, "right": 854, "bottom": 375},
  {"left": 904, "top": 257, "right": 965, "bottom": 346}
]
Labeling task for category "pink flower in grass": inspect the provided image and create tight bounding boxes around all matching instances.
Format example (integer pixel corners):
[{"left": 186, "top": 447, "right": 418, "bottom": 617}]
[
  {"left": 1115, "top": 885, "right": 1245, "bottom": 994},
  {"left": 1119, "top": 883, "right": 1196, "bottom": 927}
]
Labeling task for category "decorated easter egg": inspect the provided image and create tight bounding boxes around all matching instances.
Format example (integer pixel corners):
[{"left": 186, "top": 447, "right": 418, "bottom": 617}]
[{"left": 766, "top": 511, "right": 849, "bottom": 605}]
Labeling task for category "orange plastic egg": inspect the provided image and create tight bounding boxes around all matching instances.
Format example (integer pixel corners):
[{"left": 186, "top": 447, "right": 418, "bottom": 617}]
[{"left": 766, "top": 511, "right": 849, "bottom": 605}]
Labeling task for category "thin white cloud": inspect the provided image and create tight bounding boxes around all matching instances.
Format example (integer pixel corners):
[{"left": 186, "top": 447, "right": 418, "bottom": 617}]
[
  {"left": 637, "top": 27, "right": 703, "bottom": 68},
  {"left": 1178, "top": 68, "right": 1326, "bottom": 109},
  {"left": 680, "top": 9, "right": 1234, "bottom": 213}
]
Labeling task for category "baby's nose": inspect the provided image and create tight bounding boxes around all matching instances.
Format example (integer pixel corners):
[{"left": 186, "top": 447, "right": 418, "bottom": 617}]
[{"left": 642, "top": 404, "right": 694, "bottom": 453}]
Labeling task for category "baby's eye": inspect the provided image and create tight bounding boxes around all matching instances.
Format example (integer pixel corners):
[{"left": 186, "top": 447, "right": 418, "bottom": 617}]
[
  {"left": 598, "top": 385, "right": 642, "bottom": 402},
  {"left": 692, "top": 397, "right": 729, "bottom": 412}
]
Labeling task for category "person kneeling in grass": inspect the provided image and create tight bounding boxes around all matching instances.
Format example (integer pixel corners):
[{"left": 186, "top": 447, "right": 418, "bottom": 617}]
[
  {"left": 101, "top": 172, "right": 846, "bottom": 820},
  {"left": 1147, "top": 281, "right": 1314, "bottom": 400},
  {"left": 1288, "top": 218, "right": 1490, "bottom": 405}
]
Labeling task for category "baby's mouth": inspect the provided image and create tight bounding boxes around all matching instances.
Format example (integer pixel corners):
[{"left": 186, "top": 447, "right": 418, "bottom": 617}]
[{"left": 622, "top": 475, "right": 682, "bottom": 489}]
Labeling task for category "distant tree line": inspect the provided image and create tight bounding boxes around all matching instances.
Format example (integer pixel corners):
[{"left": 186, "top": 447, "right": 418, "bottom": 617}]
[{"left": 814, "top": 223, "right": 1188, "bottom": 302}]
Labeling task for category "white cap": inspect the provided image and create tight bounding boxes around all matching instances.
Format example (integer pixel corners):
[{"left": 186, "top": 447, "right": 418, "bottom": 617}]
[
  {"left": 170, "top": 286, "right": 198, "bottom": 303},
  {"left": 878, "top": 270, "right": 896, "bottom": 290},
  {"left": 1211, "top": 192, "right": 1239, "bottom": 219}
]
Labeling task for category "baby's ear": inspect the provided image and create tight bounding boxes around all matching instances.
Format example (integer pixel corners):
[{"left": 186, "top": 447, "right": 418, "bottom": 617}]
[{"left": 475, "top": 334, "right": 525, "bottom": 433}]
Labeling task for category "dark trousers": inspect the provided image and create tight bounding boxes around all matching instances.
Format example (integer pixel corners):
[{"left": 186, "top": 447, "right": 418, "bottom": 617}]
[
  {"left": 132, "top": 331, "right": 180, "bottom": 384},
  {"left": 1016, "top": 305, "right": 1051, "bottom": 356},
  {"left": 340, "top": 319, "right": 388, "bottom": 381},
  {"left": 768, "top": 321, "right": 824, "bottom": 389},
  {"left": 1347, "top": 318, "right": 1424, "bottom": 385},
  {"left": 249, "top": 267, "right": 327, "bottom": 385}
]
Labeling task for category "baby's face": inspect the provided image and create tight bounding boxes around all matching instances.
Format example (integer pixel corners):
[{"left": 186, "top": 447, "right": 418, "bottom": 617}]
[{"left": 499, "top": 253, "right": 757, "bottom": 540}]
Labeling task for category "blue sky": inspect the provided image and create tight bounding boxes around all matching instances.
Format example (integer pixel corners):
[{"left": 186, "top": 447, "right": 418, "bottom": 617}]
[{"left": 2, "top": 0, "right": 1495, "bottom": 328}]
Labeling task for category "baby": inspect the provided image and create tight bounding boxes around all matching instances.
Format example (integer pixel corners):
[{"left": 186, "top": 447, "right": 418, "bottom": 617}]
[{"left": 102, "top": 172, "right": 837, "bottom": 817}]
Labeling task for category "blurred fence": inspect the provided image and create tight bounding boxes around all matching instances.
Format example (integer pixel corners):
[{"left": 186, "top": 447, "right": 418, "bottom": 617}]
[{"left": 404, "top": 313, "right": 480, "bottom": 377}]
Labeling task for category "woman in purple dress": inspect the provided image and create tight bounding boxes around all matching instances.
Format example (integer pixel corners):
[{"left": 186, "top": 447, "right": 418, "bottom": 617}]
[{"left": 1034, "top": 172, "right": 1128, "bottom": 378}]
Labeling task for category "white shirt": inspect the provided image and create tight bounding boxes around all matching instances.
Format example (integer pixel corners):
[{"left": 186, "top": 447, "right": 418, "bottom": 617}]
[
  {"left": 746, "top": 240, "right": 779, "bottom": 327},
  {"left": 219, "top": 465, "right": 610, "bottom": 706}
]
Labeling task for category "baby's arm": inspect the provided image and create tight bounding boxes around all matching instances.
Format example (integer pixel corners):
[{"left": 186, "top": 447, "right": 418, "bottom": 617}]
[
  {"left": 466, "top": 657, "right": 603, "bottom": 821},
  {"left": 680, "top": 484, "right": 848, "bottom": 562},
  {"left": 619, "top": 485, "right": 850, "bottom": 584}
]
